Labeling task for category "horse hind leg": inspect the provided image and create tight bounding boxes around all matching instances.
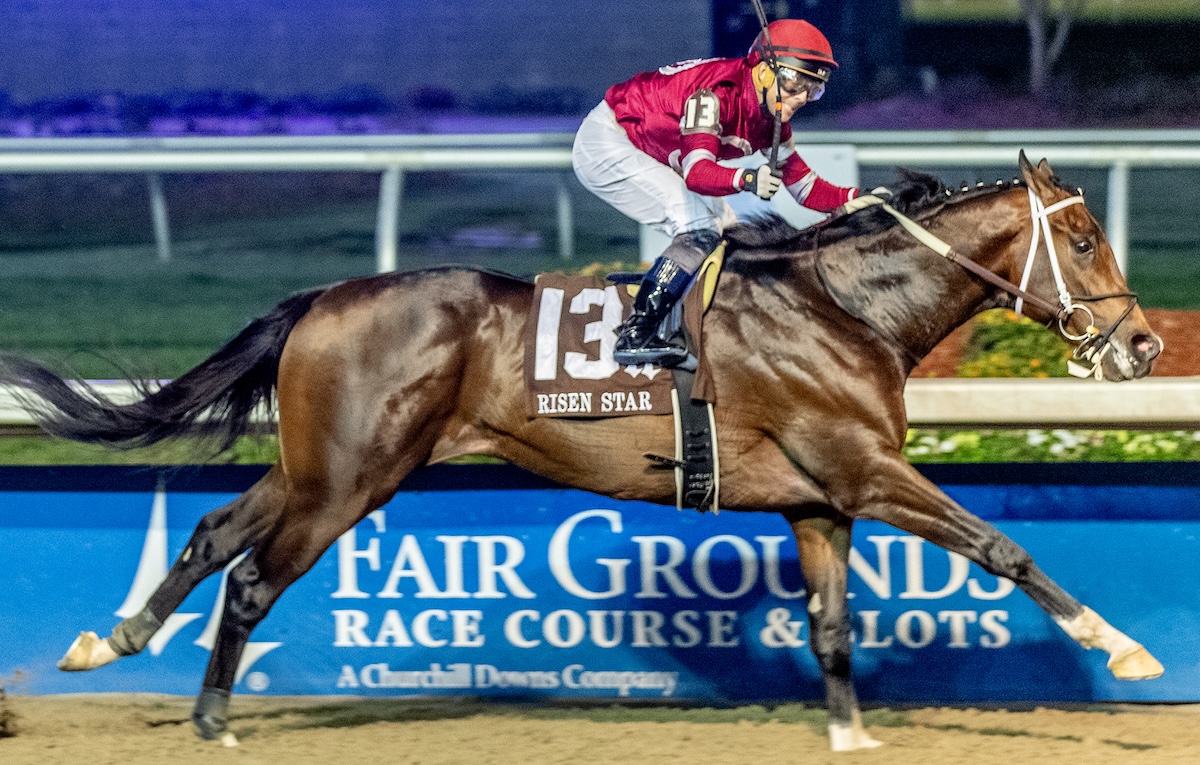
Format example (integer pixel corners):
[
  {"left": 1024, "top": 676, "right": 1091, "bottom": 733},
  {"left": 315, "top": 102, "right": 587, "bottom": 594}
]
[
  {"left": 186, "top": 396, "right": 436, "bottom": 742},
  {"left": 786, "top": 508, "right": 883, "bottom": 752},
  {"left": 189, "top": 485, "right": 381, "bottom": 746},
  {"left": 58, "top": 467, "right": 288, "bottom": 672}
]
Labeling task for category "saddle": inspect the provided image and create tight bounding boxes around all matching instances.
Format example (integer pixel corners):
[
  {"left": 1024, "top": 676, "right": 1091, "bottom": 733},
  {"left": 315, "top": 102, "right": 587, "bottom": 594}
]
[{"left": 523, "top": 246, "right": 725, "bottom": 511}]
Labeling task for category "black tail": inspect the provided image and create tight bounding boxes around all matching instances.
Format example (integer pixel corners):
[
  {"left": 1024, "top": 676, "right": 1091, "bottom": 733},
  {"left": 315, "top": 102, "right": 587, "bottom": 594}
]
[{"left": 0, "top": 287, "right": 327, "bottom": 450}]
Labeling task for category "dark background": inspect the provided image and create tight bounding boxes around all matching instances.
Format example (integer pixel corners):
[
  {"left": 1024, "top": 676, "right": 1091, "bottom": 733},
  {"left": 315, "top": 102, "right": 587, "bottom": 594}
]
[{"left": 0, "top": 1, "right": 1196, "bottom": 129}]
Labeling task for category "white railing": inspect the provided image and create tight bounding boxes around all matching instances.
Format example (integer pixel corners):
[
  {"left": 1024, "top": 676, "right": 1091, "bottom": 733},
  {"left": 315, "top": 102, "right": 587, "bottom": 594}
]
[
  {"left": 2, "top": 129, "right": 1199, "bottom": 272},
  {"left": 2, "top": 131, "right": 1197, "bottom": 432},
  {"left": 2, "top": 378, "right": 1199, "bottom": 430}
]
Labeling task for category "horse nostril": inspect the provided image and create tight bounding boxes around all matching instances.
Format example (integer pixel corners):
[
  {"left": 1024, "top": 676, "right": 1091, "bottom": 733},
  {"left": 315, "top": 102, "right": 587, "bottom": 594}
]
[{"left": 1133, "top": 334, "right": 1161, "bottom": 361}]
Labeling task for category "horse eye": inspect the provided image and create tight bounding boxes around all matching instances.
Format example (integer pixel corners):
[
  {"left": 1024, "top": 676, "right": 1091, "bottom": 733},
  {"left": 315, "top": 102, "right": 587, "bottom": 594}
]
[{"left": 1074, "top": 240, "right": 1094, "bottom": 255}]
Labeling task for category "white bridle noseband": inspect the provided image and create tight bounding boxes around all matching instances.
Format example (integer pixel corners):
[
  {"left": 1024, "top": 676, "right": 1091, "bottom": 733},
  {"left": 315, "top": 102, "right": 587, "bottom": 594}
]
[
  {"left": 1012, "top": 188, "right": 1144, "bottom": 379},
  {"left": 1014, "top": 189, "right": 1087, "bottom": 333}
]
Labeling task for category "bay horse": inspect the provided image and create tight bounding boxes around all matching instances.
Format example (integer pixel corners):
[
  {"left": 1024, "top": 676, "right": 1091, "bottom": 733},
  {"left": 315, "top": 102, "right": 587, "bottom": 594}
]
[{"left": 1, "top": 153, "right": 1163, "bottom": 752}]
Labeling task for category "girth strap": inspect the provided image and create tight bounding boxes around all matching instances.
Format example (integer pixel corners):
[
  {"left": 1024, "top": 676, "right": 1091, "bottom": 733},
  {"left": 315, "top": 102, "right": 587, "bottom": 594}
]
[{"left": 643, "top": 367, "right": 720, "bottom": 513}]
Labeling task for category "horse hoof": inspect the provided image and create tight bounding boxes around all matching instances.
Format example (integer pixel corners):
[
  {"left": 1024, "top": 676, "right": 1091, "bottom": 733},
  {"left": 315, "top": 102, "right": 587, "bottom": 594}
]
[
  {"left": 195, "top": 725, "right": 239, "bottom": 747},
  {"left": 57, "top": 631, "right": 119, "bottom": 671},
  {"left": 193, "top": 712, "right": 232, "bottom": 743},
  {"left": 828, "top": 723, "right": 885, "bottom": 751},
  {"left": 1109, "top": 645, "right": 1164, "bottom": 680}
]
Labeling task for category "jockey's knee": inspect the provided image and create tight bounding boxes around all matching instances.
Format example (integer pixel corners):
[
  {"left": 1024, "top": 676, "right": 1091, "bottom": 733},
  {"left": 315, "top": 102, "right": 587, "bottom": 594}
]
[{"left": 661, "top": 229, "right": 721, "bottom": 272}]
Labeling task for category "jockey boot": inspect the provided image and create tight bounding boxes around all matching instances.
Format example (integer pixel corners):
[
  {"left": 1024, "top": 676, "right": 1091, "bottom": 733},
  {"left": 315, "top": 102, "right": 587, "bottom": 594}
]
[
  {"left": 613, "top": 254, "right": 691, "bottom": 367},
  {"left": 614, "top": 230, "right": 719, "bottom": 367}
]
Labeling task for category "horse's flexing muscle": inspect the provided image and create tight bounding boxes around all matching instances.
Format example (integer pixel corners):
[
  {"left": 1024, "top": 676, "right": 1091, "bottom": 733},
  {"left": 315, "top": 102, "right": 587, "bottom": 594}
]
[{"left": 1, "top": 154, "right": 1163, "bottom": 752}]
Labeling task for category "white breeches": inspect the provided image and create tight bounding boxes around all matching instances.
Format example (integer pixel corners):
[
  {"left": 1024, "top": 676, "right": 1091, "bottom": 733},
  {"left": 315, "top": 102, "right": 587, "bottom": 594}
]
[{"left": 572, "top": 101, "right": 738, "bottom": 249}]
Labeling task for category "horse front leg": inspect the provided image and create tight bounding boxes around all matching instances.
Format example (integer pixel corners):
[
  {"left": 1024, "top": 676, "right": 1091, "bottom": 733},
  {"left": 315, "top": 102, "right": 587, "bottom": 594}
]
[
  {"left": 841, "top": 454, "right": 1163, "bottom": 681},
  {"left": 784, "top": 507, "right": 883, "bottom": 752},
  {"left": 58, "top": 467, "right": 287, "bottom": 673}
]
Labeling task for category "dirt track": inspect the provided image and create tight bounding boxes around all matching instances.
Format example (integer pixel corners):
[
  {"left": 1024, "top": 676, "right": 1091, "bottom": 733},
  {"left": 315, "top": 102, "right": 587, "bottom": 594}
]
[{"left": 2, "top": 695, "right": 1199, "bottom": 765}]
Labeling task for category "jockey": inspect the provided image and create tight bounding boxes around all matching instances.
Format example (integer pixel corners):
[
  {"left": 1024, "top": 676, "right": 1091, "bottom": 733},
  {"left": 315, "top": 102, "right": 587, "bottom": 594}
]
[{"left": 573, "top": 18, "right": 858, "bottom": 368}]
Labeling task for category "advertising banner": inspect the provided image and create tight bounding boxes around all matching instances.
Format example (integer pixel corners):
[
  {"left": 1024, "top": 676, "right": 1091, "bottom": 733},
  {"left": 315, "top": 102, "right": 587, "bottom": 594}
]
[{"left": 1, "top": 464, "right": 1198, "bottom": 704}]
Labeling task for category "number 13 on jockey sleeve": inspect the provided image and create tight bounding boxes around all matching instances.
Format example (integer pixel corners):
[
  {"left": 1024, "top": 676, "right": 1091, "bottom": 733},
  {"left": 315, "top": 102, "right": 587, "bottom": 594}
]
[{"left": 681, "top": 90, "right": 720, "bottom": 133}]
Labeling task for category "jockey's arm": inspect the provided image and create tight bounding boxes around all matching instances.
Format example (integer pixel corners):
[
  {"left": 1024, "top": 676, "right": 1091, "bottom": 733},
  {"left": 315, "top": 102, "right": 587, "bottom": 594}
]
[
  {"left": 780, "top": 140, "right": 859, "bottom": 213},
  {"left": 679, "top": 135, "right": 858, "bottom": 210},
  {"left": 678, "top": 131, "right": 743, "bottom": 197},
  {"left": 671, "top": 88, "right": 742, "bottom": 197}
]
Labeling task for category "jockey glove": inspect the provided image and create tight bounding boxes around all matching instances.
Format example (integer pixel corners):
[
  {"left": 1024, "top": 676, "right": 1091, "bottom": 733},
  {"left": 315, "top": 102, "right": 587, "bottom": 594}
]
[{"left": 739, "top": 165, "right": 783, "bottom": 200}]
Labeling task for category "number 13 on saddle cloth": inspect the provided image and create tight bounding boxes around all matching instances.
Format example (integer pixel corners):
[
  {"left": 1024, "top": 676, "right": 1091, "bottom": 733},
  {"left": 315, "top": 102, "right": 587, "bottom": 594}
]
[{"left": 523, "top": 246, "right": 724, "bottom": 419}]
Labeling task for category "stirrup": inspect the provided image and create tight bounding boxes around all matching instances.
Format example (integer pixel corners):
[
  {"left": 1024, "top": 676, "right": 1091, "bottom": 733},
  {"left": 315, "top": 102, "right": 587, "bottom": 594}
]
[
  {"left": 614, "top": 343, "right": 690, "bottom": 369},
  {"left": 614, "top": 350, "right": 691, "bottom": 369}
]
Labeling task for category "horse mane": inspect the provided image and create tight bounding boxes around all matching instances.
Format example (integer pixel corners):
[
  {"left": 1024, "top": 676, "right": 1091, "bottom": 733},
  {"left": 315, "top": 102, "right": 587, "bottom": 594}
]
[
  {"left": 722, "top": 168, "right": 1084, "bottom": 270},
  {"left": 724, "top": 169, "right": 947, "bottom": 255}
]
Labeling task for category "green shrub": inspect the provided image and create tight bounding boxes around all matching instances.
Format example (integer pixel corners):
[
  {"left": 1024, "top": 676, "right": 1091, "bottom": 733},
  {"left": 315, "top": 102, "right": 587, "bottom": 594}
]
[
  {"left": 957, "top": 309, "right": 1072, "bottom": 378},
  {"left": 904, "top": 428, "right": 1200, "bottom": 462}
]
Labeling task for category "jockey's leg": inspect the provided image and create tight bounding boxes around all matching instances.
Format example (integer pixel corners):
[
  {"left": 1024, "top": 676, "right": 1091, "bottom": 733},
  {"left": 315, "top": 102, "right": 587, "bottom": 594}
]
[
  {"left": 613, "top": 230, "right": 719, "bottom": 367},
  {"left": 572, "top": 99, "right": 732, "bottom": 368}
]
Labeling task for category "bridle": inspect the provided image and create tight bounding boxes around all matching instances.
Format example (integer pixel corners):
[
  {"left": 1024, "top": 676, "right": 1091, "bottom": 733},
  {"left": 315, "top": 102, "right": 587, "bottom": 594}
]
[
  {"left": 844, "top": 186, "right": 1139, "bottom": 380},
  {"left": 1013, "top": 189, "right": 1138, "bottom": 379}
]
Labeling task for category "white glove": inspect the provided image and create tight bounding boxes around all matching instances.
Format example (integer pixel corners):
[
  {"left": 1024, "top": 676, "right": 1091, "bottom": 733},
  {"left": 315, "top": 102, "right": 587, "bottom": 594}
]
[{"left": 739, "top": 165, "right": 782, "bottom": 200}]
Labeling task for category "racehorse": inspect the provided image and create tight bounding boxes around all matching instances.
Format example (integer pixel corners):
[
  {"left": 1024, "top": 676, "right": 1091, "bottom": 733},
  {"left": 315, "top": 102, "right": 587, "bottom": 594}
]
[{"left": 0, "top": 153, "right": 1164, "bottom": 752}]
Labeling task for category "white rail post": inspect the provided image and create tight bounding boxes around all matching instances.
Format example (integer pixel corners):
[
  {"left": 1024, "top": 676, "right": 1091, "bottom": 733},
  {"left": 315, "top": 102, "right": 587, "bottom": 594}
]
[
  {"left": 376, "top": 165, "right": 404, "bottom": 273},
  {"left": 556, "top": 172, "right": 574, "bottom": 261},
  {"left": 1106, "top": 159, "right": 1130, "bottom": 274},
  {"left": 147, "top": 173, "right": 172, "bottom": 263}
]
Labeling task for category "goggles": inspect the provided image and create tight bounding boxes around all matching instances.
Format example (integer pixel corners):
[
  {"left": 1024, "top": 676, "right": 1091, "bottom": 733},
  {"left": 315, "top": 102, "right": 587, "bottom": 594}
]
[{"left": 777, "top": 66, "right": 826, "bottom": 101}]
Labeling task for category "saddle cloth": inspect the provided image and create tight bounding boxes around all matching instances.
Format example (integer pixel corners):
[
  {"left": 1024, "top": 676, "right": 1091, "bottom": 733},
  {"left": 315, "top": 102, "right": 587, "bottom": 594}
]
[
  {"left": 522, "top": 249, "right": 725, "bottom": 513},
  {"left": 522, "top": 248, "right": 723, "bottom": 419},
  {"left": 524, "top": 272, "right": 673, "bottom": 418}
]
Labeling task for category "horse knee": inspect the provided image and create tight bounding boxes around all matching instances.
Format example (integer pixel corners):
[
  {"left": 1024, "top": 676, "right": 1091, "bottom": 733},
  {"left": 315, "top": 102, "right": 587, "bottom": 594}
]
[{"left": 979, "top": 534, "right": 1033, "bottom": 581}]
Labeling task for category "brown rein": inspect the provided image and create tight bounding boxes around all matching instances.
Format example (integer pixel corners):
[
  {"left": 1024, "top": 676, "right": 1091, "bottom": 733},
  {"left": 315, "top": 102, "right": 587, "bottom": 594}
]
[
  {"left": 850, "top": 192, "right": 1137, "bottom": 333},
  {"left": 938, "top": 248, "right": 1068, "bottom": 321}
]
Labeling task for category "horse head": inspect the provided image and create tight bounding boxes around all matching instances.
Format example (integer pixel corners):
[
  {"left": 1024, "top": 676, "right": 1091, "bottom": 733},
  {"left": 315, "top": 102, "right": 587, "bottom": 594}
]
[
  {"left": 721, "top": 154, "right": 1161, "bottom": 382},
  {"left": 1010, "top": 150, "right": 1161, "bottom": 380}
]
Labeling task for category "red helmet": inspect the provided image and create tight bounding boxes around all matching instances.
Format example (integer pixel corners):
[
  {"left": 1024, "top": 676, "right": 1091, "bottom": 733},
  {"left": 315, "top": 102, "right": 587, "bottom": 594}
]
[{"left": 749, "top": 19, "right": 838, "bottom": 82}]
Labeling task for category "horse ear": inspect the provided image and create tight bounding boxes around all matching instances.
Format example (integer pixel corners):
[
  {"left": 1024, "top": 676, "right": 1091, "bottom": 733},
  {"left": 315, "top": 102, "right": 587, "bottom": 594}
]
[{"left": 1018, "top": 150, "right": 1055, "bottom": 196}]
